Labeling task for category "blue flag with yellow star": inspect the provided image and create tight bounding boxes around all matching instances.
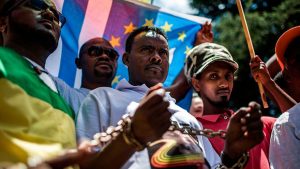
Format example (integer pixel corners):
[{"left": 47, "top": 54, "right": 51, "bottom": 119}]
[{"left": 48, "top": 0, "right": 210, "bottom": 110}]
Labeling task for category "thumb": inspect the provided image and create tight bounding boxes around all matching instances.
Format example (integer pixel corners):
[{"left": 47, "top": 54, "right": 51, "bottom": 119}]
[
  {"left": 254, "top": 55, "right": 262, "bottom": 62},
  {"left": 230, "top": 107, "right": 250, "bottom": 123},
  {"left": 146, "top": 83, "right": 163, "bottom": 96}
]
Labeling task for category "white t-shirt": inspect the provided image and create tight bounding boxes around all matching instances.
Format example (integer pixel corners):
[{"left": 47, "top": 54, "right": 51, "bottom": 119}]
[{"left": 270, "top": 103, "right": 300, "bottom": 169}]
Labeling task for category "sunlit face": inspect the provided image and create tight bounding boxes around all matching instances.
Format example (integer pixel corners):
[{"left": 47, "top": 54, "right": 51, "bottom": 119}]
[
  {"left": 192, "top": 61, "right": 234, "bottom": 108},
  {"left": 6, "top": 0, "right": 61, "bottom": 52},
  {"left": 124, "top": 31, "right": 169, "bottom": 87}
]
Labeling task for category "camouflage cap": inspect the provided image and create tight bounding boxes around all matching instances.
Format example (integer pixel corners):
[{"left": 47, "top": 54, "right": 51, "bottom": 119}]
[{"left": 185, "top": 43, "right": 239, "bottom": 80}]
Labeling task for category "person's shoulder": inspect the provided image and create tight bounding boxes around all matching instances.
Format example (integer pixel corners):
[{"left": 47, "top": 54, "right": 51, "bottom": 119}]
[
  {"left": 286, "top": 103, "right": 300, "bottom": 115},
  {"left": 88, "top": 87, "right": 121, "bottom": 98},
  {"left": 0, "top": 58, "right": 6, "bottom": 78},
  {"left": 51, "top": 76, "right": 79, "bottom": 96},
  {"left": 77, "top": 88, "right": 90, "bottom": 96},
  {"left": 51, "top": 76, "right": 69, "bottom": 87},
  {"left": 90, "top": 87, "right": 116, "bottom": 93},
  {"left": 0, "top": 47, "right": 17, "bottom": 55},
  {"left": 171, "top": 103, "right": 202, "bottom": 129},
  {"left": 278, "top": 103, "right": 300, "bottom": 126},
  {"left": 0, "top": 47, "right": 27, "bottom": 69},
  {"left": 273, "top": 105, "right": 300, "bottom": 137}
]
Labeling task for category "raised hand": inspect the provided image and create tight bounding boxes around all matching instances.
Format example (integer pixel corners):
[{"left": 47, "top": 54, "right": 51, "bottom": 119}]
[
  {"left": 194, "top": 21, "right": 214, "bottom": 46},
  {"left": 223, "top": 101, "right": 264, "bottom": 159},
  {"left": 250, "top": 55, "right": 272, "bottom": 85}
]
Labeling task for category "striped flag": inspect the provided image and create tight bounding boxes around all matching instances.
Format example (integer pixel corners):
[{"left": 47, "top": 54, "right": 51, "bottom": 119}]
[{"left": 46, "top": 0, "right": 210, "bottom": 110}]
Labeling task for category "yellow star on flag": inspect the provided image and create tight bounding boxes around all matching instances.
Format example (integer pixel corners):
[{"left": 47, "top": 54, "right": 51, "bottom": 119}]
[
  {"left": 184, "top": 46, "right": 192, "bottom": 56},
  {"left": 109, "top": 35, "right": 121, "bottom": 48},
  {"left": 178, "top": 31, "right": 186, "bottom": 42},
  {"left": 161, "top": 22, "right": 173, "bottom": 33},
  {"left": 143, "top": 18, "right": 154, "bottom": 27},
  {"left": 124, "top": 22, "right": 136, "bottom": 35},
  {"left": 112, "top": 75, "right": 121, "bottom": 86}
]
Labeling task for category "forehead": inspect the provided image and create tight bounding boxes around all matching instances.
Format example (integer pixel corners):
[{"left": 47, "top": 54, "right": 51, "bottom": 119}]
[
  {"left": 84, "top": 39, "right": 113, "bottom": 49},
  {"left": 132, "top": 31, "right": 168, "bottom": 48},
  {"left": 202, "top": 61, "right": 234, "bottom": 74},
  {"left": 193, "top": 97, "right": 203, "bottom": 103}
]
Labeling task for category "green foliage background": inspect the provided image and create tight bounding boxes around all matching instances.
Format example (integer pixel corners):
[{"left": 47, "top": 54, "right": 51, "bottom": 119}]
[{"left": 191, "top": 0, "right": 300, "bottom": 116}]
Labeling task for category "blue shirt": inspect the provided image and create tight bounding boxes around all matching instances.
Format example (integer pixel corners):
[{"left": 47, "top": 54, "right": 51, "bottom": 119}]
[{"left": 52, "top": 76, "right": 89, "bottom": 115}]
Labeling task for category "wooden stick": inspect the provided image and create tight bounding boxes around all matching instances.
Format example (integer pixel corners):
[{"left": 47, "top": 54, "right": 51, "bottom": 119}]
[{"left": 236, "top": 0, "right": 268, "bottom": 108}]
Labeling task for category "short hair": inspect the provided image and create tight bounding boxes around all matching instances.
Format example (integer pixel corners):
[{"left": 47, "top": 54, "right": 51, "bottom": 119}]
[{"left": 125, "top": 26, "right": 168, "bottom": 53}]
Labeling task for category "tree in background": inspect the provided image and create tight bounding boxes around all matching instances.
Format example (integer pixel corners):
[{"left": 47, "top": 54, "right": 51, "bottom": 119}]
[{"left": 190, "top": 0, "right": 300, "bottom": 116}]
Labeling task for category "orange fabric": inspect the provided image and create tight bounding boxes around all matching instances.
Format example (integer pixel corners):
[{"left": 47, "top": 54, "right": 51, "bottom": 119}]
[{"left": 275, "top": 26, "right": 300, "bottom": 71}]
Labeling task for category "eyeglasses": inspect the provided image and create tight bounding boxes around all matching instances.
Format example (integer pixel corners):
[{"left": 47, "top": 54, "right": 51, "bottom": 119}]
[
  {"left": 88, "top": 46, "right": 119, "bottom": 60},
  {"left": 1, "top": 0, "right": 66, "bottom": 28}
]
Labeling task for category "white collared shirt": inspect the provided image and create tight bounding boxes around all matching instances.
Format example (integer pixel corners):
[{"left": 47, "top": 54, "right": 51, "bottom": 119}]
[
  {"left": 76, "top": 79, "right": 220, "bottom": 168},
  {"left": 24, "top": 57, "right": 58, "bottom": 93}
]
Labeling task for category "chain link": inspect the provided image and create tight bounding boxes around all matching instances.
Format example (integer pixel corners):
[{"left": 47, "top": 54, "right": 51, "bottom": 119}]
[
  {"left": 169, "top": 121, "right": 227, "bottom": 139},
  {"left": 91, "top": 117, "right": 227, "bottom": 151},
  {"left": 217, "top": 152, "right": 249, "bottom": 169}
]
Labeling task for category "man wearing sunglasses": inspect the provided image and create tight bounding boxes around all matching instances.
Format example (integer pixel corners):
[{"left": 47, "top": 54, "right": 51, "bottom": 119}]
[
  {"left": 52, "top": 37, "right": 119, "bottom": 114},
  {"left": 0, "top": 0, "right": 75, "bottom": 164}
]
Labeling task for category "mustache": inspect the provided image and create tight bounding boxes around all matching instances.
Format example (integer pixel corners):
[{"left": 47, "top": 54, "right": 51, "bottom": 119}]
[
  {"left": 95, "top": 60, "right": 113, "bottom": 69},
  {"left": 145, "top": 63, "right": 162, "bottom": 70},
  {"left": 216, "top": 88, "right": 230, "bottom": 94}
]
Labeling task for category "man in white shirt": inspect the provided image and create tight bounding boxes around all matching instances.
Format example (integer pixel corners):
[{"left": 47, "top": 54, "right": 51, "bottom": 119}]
[
  {"left": 269, "top": 26, "right": 300, "bottom": 169},
  {"left": 77, "top": 26, "right": 264, "bottom": 169}
]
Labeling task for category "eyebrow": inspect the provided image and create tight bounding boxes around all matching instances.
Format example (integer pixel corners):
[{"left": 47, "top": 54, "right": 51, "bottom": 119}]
[{"left": 140, "top": 45, "right": 154, "bottom": 47}]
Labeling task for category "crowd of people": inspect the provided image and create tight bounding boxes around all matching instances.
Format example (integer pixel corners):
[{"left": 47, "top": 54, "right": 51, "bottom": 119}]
[{"left": 0, "top": 0, "right": 299, "bottom": 169}]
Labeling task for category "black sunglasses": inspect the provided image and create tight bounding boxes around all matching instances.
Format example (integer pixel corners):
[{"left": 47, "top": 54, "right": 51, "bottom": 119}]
[
  {"left": 2, "top": 0, "right": 66, "bottom": 27},
  {"left": 88, "top": 46, "right": 119, "bottom": 60}
]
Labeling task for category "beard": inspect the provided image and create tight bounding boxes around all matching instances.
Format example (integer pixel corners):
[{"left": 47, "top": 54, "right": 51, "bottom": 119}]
[
  {"left": 94, "top": 69, "right": 114, "bottom": 80},
  {"left": 9, "top": 17, "right": 59, "bottom": 53},
  {"left": 205, "top": 95, "right": 229, "bottom": 109}
]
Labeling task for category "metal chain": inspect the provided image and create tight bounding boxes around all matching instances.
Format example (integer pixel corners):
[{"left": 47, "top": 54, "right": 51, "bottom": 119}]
[
  {"left": 91, "top": 116, "right": 227, "bottom": 151},
  {"left": 169, "top": 121, "right": 227, "bottom": 139},
  {"left": 216, "top": 152, "right": 249, "bottom": 169}
]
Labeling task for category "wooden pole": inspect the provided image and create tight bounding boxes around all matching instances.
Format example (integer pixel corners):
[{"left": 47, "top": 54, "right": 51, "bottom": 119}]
[{"left": 236, "top": 0, "right": 268, "bottom": 108}]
